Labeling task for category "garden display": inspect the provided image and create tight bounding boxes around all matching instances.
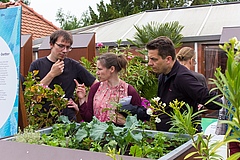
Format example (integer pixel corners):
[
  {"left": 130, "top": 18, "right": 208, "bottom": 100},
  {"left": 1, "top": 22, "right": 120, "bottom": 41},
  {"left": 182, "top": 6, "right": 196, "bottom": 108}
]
[{"left": 7, "top": 115, "right": 194, "bottom": 160}]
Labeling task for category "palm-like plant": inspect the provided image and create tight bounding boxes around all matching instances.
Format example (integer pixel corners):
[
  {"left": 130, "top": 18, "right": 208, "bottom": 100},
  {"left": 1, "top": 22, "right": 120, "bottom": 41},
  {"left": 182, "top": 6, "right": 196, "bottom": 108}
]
[{"left": 128, "top": 21, "right": 184, "bottom": 49}]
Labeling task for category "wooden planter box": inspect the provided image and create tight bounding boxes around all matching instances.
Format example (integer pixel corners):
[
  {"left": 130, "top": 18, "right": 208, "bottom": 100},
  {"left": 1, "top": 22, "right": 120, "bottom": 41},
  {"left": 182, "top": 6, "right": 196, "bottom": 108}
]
[{"left": 1, "top": 128, "right": 195, "bottom": 160}]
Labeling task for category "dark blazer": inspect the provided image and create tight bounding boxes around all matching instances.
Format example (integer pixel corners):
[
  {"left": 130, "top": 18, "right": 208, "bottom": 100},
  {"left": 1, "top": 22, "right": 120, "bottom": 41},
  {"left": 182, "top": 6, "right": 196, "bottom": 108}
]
[
  {"left": 190, "top": 70, "right": 207, "bottom": 88},
  {"left": 156, "top": 61, "right": 221, "bottom": 131}
]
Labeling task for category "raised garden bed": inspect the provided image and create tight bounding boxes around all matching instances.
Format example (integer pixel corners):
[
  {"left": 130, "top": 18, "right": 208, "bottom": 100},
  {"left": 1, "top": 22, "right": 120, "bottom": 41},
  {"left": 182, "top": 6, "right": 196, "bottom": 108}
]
[
  {"left": 0, "top": 140, "right": 146, "bottom": 160},
  {"left": 1, "top": 116, "right": 196, "bottom": 160}
]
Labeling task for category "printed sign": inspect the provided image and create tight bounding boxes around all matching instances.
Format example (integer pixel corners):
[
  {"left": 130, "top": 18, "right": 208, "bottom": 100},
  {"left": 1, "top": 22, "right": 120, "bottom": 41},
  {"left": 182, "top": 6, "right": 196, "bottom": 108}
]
[
  {"left": 0, "top": 6, "right": 21, "bottom": 138},
  {"left": 201, "top": 118, "right": 218, "bottom": 135}
]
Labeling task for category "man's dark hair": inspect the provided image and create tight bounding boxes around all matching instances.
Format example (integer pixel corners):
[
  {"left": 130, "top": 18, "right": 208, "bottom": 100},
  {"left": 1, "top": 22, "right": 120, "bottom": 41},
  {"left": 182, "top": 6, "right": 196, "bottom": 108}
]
[
  {"left": 49, "top": 30, "right": 73, "bottom": 45},
  {"left": 146, "top": 36, "right": 176, "bottom": 60}
]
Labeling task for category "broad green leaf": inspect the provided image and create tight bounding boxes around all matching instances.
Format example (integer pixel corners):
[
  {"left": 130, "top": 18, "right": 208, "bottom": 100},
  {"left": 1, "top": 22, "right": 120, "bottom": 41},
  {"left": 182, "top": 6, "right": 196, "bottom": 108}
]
[
  {"left": 130, "top": 132, "right": 143, "bottom": 142},
  {"left": 75, "top": 128, "right": 88, "bottom": 142},
  {"left": 58, "top": 115, "right": 71, "bottom": 124},
  {"left": 90, "top": 122, "right": 109, "bottom": 141},
  {"left": 125, "top": 115, "right": 140, "bottom": 129},
  {"left": 130, "top": 144, "right": 142, "bottom": 157}
]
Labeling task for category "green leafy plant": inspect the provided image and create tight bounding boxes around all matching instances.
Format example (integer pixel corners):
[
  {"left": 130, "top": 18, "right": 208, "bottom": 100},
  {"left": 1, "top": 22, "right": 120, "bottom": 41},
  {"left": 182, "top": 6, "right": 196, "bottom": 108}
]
[
  {"left": 208, "top": 37, "right": 240, "bottom": 160},
  {"left": 146, "top": 98, "right": 227, "bottom": 159},
  {"left": 15, "top": 126, "right": 42, "bottom": 144},
  {"left": 121, "top": 56, "right": 158, "bottom": 99},
  {"left": 106, "top": 147, "right": 123, "bottom": 160},
  {"left": 23, "top": 70, "right": 68, "bottom": 129},
  {"left": 14, "top": 115, "right": 188, "bottom": 159},
  {"left": 128, "top": 21, "right": 184, "bottom": 49},
  {"left": 129, "top": 131, "right": 188, "bottom": 159},
  {"left": 80, "top": 56, "right": 98, "bottom": 77},
  {"left": 40, "top": 116, "right": 80, "bottom": 149}
]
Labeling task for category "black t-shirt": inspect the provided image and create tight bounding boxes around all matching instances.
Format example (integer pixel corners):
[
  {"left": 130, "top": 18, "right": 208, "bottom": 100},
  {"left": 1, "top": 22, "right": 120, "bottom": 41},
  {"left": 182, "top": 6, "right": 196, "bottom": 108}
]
[{"left": 29, "top": 57, "right": 96, "bottom": 120}]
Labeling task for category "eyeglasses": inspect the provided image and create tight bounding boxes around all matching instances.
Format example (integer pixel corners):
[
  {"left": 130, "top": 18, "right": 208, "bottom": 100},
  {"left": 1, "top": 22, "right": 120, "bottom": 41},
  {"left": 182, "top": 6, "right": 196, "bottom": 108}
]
[{"left": 55, "top": 43, "right": 72, "bottom": 51}]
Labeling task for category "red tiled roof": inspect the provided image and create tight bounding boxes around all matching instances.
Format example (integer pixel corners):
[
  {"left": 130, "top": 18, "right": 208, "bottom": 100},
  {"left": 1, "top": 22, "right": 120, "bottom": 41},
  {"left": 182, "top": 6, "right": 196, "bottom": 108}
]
[{"left": 2, "top": 1, "right": 59, "bottom": 40}]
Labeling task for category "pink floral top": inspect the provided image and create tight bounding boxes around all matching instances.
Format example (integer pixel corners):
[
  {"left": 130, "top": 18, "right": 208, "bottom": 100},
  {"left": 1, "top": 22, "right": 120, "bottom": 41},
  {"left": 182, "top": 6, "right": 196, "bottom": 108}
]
[
  {"left": 79, "top": 81, "right": 142, "bottom": 122},
  {"left": 93, "top": 80, "right": 128, "bottom": 122}
]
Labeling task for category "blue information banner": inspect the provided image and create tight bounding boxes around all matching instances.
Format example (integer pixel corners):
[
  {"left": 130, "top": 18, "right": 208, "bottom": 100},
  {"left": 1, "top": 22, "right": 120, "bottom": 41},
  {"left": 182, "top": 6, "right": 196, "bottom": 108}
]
[{"left": 0, "top": 6, "right": 22, "bottom": 138}]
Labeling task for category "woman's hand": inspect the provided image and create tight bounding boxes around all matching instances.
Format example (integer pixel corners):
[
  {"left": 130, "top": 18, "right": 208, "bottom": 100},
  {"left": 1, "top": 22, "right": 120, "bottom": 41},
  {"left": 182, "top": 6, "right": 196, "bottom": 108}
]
[
  {"left": 67, "top": 98, "right": 79, "bottom": 113},
  {"left": 74, "top": 79, "right": 86, "bottom": 105},
  {"left": 112, "top": 112, "right": 126, "bottom": 126},
  {"left": 74, "top": 79, "right": 86, "bottom": 99}
]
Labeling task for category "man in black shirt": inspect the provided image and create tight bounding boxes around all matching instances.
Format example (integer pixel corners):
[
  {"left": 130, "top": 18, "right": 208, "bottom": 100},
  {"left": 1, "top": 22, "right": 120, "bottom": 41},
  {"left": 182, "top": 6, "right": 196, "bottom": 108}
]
[
  {"left": 29, "top": 30, "right": 97, "bottom": 120},
  {"left": 146, "top": 36, "right": 221, "bottom": 131}
]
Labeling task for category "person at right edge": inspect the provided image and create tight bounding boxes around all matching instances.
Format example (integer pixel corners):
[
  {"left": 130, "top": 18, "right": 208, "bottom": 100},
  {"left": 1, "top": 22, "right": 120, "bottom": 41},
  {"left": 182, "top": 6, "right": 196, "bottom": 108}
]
[{"left": 146, "top": 36, "right": 222, "bottom": 132}]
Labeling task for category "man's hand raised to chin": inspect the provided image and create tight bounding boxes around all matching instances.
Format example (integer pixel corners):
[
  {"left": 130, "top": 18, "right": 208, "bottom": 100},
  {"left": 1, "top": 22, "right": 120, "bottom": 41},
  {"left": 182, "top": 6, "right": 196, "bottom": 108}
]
[
  {"left": 40, "top": 60, "right": 64, "bottom": 86},
  {"left": 50, "top": 59, "right": 65, "bottom": 77}
]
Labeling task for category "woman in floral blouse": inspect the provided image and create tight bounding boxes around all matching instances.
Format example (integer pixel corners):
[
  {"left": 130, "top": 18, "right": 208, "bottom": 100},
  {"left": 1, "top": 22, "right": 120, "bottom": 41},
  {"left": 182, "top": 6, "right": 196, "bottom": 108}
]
[{"left": 75, "top": 53, "right": 142, "bottom": 125}]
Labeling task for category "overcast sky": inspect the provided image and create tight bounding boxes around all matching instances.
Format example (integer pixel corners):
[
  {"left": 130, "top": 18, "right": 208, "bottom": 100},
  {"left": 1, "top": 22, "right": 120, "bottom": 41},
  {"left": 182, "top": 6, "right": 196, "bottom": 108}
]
[{"left": 29, "top": 0, "right": 110, "bottom": 27}]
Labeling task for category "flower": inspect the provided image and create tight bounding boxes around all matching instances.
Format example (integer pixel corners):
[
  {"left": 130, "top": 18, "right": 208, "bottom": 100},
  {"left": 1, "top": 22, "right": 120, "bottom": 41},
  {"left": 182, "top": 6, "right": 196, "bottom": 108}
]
[
  {"left": 141, "top": 97, "right": 150, "bottom": 108},
  {"left": 155, "top": 117, "right": 161, "bottom": 123},
  {"left": 96, "top": 42, "right": 104, "bottom": 47},
  {"left": 145, "top": 97, "right": 172, "bottom": 120},
  {"left": 152, "top": 97, "right": 160, "bottom": 103},
  {"left": 146, "top": 108, "right": 153, "bottom": 116},
  {"left": 127, "top": 55, "right": 134, "bottom": 60}
]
